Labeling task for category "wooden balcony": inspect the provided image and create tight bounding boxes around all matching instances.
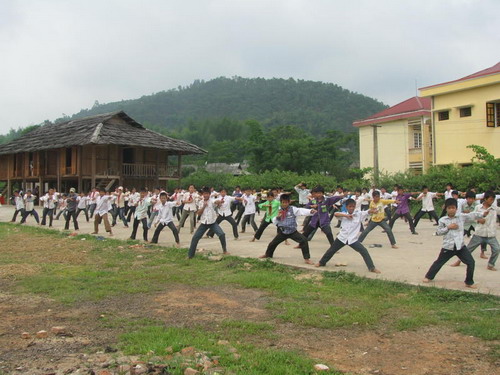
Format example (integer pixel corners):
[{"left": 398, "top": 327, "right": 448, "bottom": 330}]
[{"left": 122, "top": 163, "right": 179, "bottom": 178}]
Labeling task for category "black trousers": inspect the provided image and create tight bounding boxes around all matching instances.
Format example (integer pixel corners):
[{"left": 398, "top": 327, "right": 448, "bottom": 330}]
[
  {"left": 130, "top": 217, "right": 149, "bottom": 241},
  {"left": 41, "top": 208, "right": 54, "bottom": 226},
  {"left": 64, "top": 210, "right": 79, "bottom": 230},
  {"left": 414, "top": 210, "right": 439, "bottom": 227},
  {"left": 254, "top": 219, "right": 272, "bottom": 240},
  {"left": 12, "top": 209, "right": 25, "bottom": 222},
  {"left": 265, "top": 229, "right": 310, "bottom": 259},
  {"left": 151, "top": 221, "right": 180, "bottom": 244},
  {"left": 76, "top": 207, "right": 89, "bottom": 222},
  {"left": 303, "top": 222, "right": 334, "bottom": 245},
  {"left": 318, "top": 238, "right": 376, "bottom": 270},
  {"left": 241, "top": 213, "right": 258, "bottom": 232},
  {"left": 425, "top": 245, "right": 475, "bottom": 285},
  {"left": 389, "top": 212, "right": 416, "bottom": 233},
  {"left": 207, "top": 215, "right": 239, "bottom": 239}
]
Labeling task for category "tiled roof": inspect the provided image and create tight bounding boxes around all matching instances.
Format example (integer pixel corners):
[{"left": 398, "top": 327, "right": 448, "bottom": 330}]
[
  {"left": 420, "top": 62, "right": 500, "bottom": 90},
  {"left": 353, "top": 97, "right": 431, "bottom": 127}
]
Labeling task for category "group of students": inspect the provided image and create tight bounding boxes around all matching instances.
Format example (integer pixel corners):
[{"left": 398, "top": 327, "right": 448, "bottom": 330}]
[{"left": 7, "top": 181, "right": 499, "bottom": 288}]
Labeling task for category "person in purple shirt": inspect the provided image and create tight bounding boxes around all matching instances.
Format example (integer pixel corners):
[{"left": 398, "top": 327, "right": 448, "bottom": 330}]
[
  {"left": 389, "top": 186, "right": 418, "bottom": 235},
  {"left": 302, "top": 186, "right": 344, "bottom": 245}
]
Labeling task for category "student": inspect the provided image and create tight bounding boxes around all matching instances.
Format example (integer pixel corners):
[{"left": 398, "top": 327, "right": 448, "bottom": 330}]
[
  {"left": 259, "top": 194, "right": 316, "bottom": 265},
  {"left": 55, "top": 194, "right": 67, "bottom": 220},
  {"left": 315, "top": 198, "right": 381, "bottom": 273},
  {"left": 91, "top": 189, "right": 113, "bottom": 236},
  {"left": 20, "top": 190, "right": 39, "bottom": 224},
  {"left": 450, "top": 191, "right": 500, "bottom": 271},
  {"left": 178, "top": 184, "right": 199, "bottom": 234},
  {"left": 147, "top": 188, "right": 162, "bottom": 229},
  {"left": 232, "top": 186, "right": 245, "bottom": 225},
  {"left": 241, "top": 188, "right": 258, "bottom": 233},
  {"left": 40, "top": 188, "right": 57, "bottom": 227},
  {"left": 303, "top": 186, "right": 343, "bottom": 245},
  {"left": 129, "top": 188, "right": 152, "bottom": 241},
  {"left": 112, "top": 187, "right": 129, "bottom": 228},
  {"left": 413, "top": 186, "right": 441, "bottom": 227},
  {"left": 294, "top": 182, "right": 311, "bottom": 207},
  {"left": 389, "top": 186, "right": 418, "bottom": 235},
  {"left": 188, "top": 187, "right": 228, "bottom": 259},
  {"left": 76, "top": 191, "right": 90, "bottom": 222},
  {"left": 461, "top": 191, "right": 480, "bottom": 238},
  {"left": 439, "top": 183, "right": 455, "bottom": 217},
  {"left": 250, "top": 192, "right": 280, "bottom": 242},
  {"left": 126, "top": 187, "right": 140, "bottom": 223},
  {"left": 11, "top": 190, "right": 25, "bottom": 222},
  {"left": 64, "top": 188, "right": 79, "bottom": 231},
  {"left": 88, "top": 187, "right": 99, "bottom": 218},
  {"left": 360, "top": 188, "right": 370, "bottom": 211},
  {"left": 357, "top": 191, "right": 398, "bottom": 248},
  {"left": 380, "top": 187, "right": 393, "bottom": 221},
  {"left": 207, "top": 188, "right": 239, "bottom": 240},
  {"left": 151, "top": 192, "right": 181, "bottom": 246},
  {"left": 423, "top": 198, "right": 489, "bottom": 288}
]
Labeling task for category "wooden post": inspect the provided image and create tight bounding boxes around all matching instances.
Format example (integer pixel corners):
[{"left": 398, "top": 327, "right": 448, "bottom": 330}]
[
  {"left": 56, "top": 148, "right": 61, "bottom": 193},
  {"left": 7, "top": 155, "right": 11, "bottom": 201},
  {"left": 77, "top": 146, "right": 83, "bottom": 192},
  {"left": 155, "top": 149, "right": 160, "bottom": 188},
  {"left": 91, "top": 145, "right": 96, "bottom": 189},
  {"left": 371, "top": 125, "right": 381, "bottom": 185}
]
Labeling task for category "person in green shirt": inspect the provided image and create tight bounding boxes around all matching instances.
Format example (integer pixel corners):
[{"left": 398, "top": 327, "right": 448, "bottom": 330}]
[{"left": 250, "top": 192, "right": 281, "bottom": 242}]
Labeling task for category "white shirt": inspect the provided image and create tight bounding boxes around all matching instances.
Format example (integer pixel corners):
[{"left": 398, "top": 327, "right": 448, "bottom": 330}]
[
  {"left": 294, "top": 186, "right": 311, "bottom": 205},
  {"left": 444, "top": 190, "right": 453, "bottom": 200},
  {"left": 242, "top": 194, "right": 257, "bottom": 215},
  {"left": 128, "top": 192, "right": 140, "bottom": 207},
  {"left": 95, "top": 195, "right": 113, "bottom": 216},
  {"left": 15, "top": 196, "right": 24, "bottom": 210},
  {"left": 182, "top": 192, "right": 199, "bottom": 211},
  {"left": 336, "top": 210, "right": 369, "bottom": 245},
  {"left": 155, "top": 201, "right": 178, "bottom": 225},
  {"left": 418, "top": 192, "right": 437, "bottom": 212},
  {"left": 197, "top": 198, "right": 218, "bottom": 224},
  {"left": 473, "top": 204, "right": 500, "bottom": 238},
  {"left": 23, "top": 194, "right": 36, "bottom": 211},
  {"left": 215, "top": 195, "right": 236, "bottom": 217},
  {"left": 437, "top": 212, "right": 484, "bottom": 250},
  {"left": 40, "top": 193, "right": 57, "bottom": 209}
]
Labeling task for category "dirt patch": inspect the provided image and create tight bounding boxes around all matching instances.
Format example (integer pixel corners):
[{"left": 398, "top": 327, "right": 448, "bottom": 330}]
[
  {"left": 0, "top": 263, "right": 41, "bottom": 278},
  {"left": 0, "top": 284, "right": 498, "bottom": 375}
]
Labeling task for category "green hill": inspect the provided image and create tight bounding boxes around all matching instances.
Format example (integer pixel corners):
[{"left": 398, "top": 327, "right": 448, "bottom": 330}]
[{"left": 65, "top": 76, "right": 387, "bottom": 135}]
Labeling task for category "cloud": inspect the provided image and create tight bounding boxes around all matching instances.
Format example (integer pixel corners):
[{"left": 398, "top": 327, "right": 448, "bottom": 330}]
[{"left": 0, "top": 0, "right": 498, "bottom": 133}]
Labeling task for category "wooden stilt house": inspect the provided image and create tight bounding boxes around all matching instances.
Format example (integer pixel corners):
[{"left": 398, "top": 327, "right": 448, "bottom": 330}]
[{"left": 0, "top": 111, "right": 206, "bottom": 198}]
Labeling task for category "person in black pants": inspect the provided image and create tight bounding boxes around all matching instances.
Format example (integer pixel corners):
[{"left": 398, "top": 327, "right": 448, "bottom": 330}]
[
  {"left": 64, "top": 188, "right": 79, "bottom": 231},
  {"left": 207, "top": 188, "right": 240, "bottom": 240}
]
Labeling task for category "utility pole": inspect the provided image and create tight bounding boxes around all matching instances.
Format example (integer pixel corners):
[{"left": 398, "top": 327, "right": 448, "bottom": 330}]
[{"left": 371, "top": 125, "right": 381, "bottom": 185}]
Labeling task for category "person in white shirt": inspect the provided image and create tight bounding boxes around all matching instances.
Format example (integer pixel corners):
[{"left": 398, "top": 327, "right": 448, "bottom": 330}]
[
  {"left": 129, "top": 188, "right": 152, "bottom": 241},
  {"left": 126, "top": 188, "right": 140, "bottom": 223},
  {"left": 188, "top": 187, "right": 228, "bottom": 259},
  {"left": 178, "top": 184, "right": 199, "bottom": 234},
  {"left": 207, "top": 188, "right": 239, "bottom": 240},
  {"left": 76, "top": 191, "right": 90, "bottom": 222},
  {"left": 294, "top": 183, "right": 311, "bottom": 207},
  {"left": 315, "top": 198, "right": 381, "bottom": 273},
  {"left": 11, "top": 190, "right": 25, "bottom": 222},
  {"left": 241, "top": 188, "right": 258, "bottom": 233},
  {"left": 91, "top": 189, "right": 114, "bottom": 236},
  {"left": 413, "top": 186, "right": 442, "bottom": 227},
  {"left": 40, "top": 188, "right": 58, "bottom": 227},
  {"left": 151, "top": 192, "right": 181, "bottom": 245},
  {"left": 360, "top": 188, "right": 370, "bottom": 211},
  {"left": 112, "top": 187, "right": 129, "bottom": 228},
  {"left": 147, "top": 188, "right": 162, "bottom": 229},
  {"left": 20, "top": 190, "right": 39, "bottom": 224},
  {"left": 451, "top": 191, "right": 500, "bottom": 271},
  {"left": 88, "top": 187, "right": 99, "bottom": 218}
]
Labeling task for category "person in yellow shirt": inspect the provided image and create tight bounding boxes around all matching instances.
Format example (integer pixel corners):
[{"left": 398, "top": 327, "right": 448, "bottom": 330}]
[{"left": 357, "top": 191, "right": 399, "bottom": 249}]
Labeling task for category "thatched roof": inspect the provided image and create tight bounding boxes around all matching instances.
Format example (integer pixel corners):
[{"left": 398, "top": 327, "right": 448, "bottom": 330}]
[{"left": 0, "top": 111, "right": 206, "bottom": 155}]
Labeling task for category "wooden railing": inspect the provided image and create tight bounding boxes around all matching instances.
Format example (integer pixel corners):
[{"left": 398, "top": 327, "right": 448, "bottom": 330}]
[{"left": 122, "top": 163, "right": 179, "bottom": 178}]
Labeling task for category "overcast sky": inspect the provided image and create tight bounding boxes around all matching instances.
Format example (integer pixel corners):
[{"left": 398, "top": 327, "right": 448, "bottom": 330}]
[{"left": 1, "top": 0, "right": 498, "bottom": 134}]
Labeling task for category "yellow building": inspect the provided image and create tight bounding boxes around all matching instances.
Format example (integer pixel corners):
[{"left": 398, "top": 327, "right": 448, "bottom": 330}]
[
  {"left": 353, "top": 96, "right": 432, "bottom": 175},
  {"left": 419, "top": 62, "right": 500, "bottom": 166}
]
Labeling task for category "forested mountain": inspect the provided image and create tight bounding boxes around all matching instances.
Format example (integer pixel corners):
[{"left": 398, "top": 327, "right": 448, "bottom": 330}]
[{"left": 66, "top": 76, "right": 387, "bottom": 135}]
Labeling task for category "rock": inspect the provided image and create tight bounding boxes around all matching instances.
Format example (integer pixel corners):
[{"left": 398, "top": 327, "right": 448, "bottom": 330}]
[
  {"left": 133, "top": 364, "right": 147, "bottom": 374},
  {"left": 165, "top": 346, "right": 174, "bottom": 354},
  {"left": 136, "top": 255, "right": 144, "bottom": 259},
  {"left": 36, "top": 330, "right": 48, "bottom": 339},
  {"left": 21, "top": 332, "right": 31, "bottom": 339},
  {"left": 208, "top": 255, "right": 223, "bottom": 261},
  {"left": 232, "top": 353, "right": 241, "bottom": 360},
  {"left": 51, "top": 326, "right": 67, "bottom": 335},
  {"left": 313, "top": 364, "right": 329, "bottom": 371},
  {"left": 217, "top": 340, "right": 229, "bottom": 346},
  {"left": 181, "top": 346, "right": 196, "bottom": 356},
  {"left": 184, "top": 368, "right": 200, "bottom": 375}
]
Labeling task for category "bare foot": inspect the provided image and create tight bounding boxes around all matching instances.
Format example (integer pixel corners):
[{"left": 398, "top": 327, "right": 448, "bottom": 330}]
[
  {"left": 480, "top": 253, "right": 488, "bottom": 259},
  {"left": 258, "top": 254, "right": 270, "bottom": 259},
  {"left": 450, "top": 260, "right": 461, "bottom": 267},
  {"left": 370, "top": 268, "right": 381, "bottom": 274},
  {"left": 223, "top": 251, "right": 230, "bottom": 255},
  {"left": 465, "top": 283, "right": 477, "bottom": 289},
  {"left": 304, "top": 259, "right": 314, "bottom": 265},
  {"left": 249, "top": 238, "right": 255, "bottom": 242},
  {"left": 175, "top": 243, "right": 181, "bottom": 248},
  {"left": 314, "top": 263, "right": 323, "bottom": 267},
  {"left": 285, "top": 240, "right": 290, "bottom": 246},
  {"left": 487, "top": 266, "right": 497, "bottom": 271},
  {"left": 422, "top": 278, "right": 431, "bottom": 283},
  {"left": 108, "top": 232, "right": 113, "bottom": 237},
  {"left": 234, "top": 237, "right": 239, "bottom": 241},
  {"left": 293, "top": 245, "right": 300, "bottom": 249},
  {"left": 391, "top": 245, "right": 399, "bottom": 249}
]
